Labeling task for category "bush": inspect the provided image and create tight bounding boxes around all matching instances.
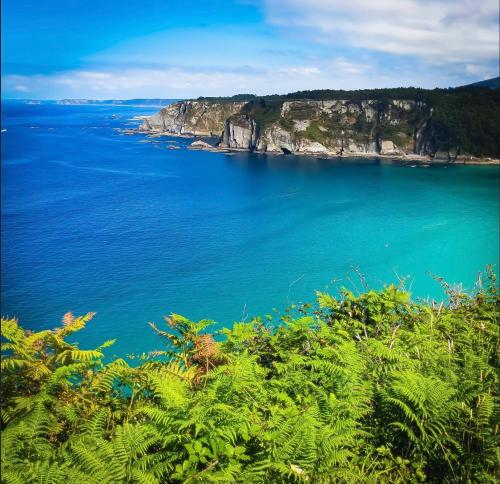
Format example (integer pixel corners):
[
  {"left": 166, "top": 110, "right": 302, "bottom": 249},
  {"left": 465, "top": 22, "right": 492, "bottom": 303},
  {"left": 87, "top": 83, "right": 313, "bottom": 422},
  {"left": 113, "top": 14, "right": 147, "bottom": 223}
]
[{"left": 1, "top": 268, "right": 499, "bottom": 482}]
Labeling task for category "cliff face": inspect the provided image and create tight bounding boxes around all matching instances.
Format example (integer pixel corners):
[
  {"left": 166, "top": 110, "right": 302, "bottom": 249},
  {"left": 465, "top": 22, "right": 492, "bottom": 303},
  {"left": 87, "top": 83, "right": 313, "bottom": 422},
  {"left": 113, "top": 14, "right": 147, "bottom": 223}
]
[
  {"left": 141, "top": 99, "right": 436, "bottom": 157},
  {"left": 220, "top": 115, "right": 259, "bottom": 149},
  {"left": 141, "top": 101, "right": 245, "bottom": 136}
]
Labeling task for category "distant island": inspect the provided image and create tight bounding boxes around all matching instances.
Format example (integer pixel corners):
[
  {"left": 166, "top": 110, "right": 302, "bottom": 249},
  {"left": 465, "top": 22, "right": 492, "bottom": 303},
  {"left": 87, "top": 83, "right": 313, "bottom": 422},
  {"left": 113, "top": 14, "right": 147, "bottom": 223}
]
[
  {"left": 56, "top": 98, "right": 178, "bottom": 106},
  {"left": 6, "top": 98, "right": 178, "bottom": 107},
  {"left": 138, "top": 78, "right": 500, "bottom": 163}
]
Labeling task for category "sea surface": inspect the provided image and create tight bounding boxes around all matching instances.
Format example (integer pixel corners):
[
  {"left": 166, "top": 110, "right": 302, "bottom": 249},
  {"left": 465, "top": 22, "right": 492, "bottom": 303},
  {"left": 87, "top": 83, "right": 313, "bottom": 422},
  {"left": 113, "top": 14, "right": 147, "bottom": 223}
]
[{"left": 1, "top": 101, "right": 499, "bottom": 356}]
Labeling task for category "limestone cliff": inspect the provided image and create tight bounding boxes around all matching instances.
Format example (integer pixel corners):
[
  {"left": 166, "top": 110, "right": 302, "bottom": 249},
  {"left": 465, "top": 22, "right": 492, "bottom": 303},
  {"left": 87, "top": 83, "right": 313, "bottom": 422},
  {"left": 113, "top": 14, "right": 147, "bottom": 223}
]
[
  {"left": 140, "top": 99, "right": 437, "bottom": 157},
  {"left": 141, "top": 101, "right": 245, "bottom": 136},
  {"left": 220, "top": 115, "right": 259, "bottom": 149}
]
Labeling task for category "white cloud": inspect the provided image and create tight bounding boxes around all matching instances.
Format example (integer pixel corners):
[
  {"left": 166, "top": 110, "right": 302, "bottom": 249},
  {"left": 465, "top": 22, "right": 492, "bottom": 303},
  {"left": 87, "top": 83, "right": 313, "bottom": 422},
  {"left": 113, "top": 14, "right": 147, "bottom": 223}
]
[
  {"left": 2, "top": 65, "right": 374, "bottom": 99},
  {"left": 330, "top": 58, "right": 369, "bottom": 76},
  {"left": 2, "top": 54, "right": 493, "bottom": 100},
  {"left": 464, "top": 63, "right": 496, "bottom": 78},
  {"left": 264, "top": 0, "right": 499, "bottom": 64},
  {"left": 279, "top": 66, "right": 321, "bottom": 75}
]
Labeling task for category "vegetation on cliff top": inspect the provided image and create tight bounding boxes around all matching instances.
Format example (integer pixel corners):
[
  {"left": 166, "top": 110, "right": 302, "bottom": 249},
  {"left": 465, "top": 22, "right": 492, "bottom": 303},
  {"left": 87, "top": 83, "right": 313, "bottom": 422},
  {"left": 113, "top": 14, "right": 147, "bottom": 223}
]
[
  {"left": 195, "top": 85, "right": 500, "bottom": 157},
  {"left": 1, "top": 269, "right": 499, "bottom": 483}
]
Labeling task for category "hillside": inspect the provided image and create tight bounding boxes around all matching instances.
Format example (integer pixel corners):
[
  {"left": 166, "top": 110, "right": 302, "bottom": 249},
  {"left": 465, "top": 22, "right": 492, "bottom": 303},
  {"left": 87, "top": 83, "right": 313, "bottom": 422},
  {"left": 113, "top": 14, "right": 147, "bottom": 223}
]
[
  {"left": 140, "top": 85, "right": 500, "bottom": 160},
  {"left": 462, "top": 77, "right": 500, "bottom": 89}
]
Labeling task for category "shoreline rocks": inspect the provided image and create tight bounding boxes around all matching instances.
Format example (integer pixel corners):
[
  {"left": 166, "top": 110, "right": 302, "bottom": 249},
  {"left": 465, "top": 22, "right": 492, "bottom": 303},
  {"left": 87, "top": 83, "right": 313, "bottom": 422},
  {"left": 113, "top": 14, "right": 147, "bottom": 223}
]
[
  {"left": 188, "top": 140, "right": 215, "bottom": 150},
  {"left": 137, "top": 100, "right": 499, "bottom": 164}
]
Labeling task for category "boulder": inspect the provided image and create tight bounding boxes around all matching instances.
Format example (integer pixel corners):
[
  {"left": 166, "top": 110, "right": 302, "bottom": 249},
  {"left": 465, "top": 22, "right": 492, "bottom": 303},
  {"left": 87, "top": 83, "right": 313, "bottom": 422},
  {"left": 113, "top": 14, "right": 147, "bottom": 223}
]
[{"left": 188, "top": 140, "right": 213, "bottom": 150}]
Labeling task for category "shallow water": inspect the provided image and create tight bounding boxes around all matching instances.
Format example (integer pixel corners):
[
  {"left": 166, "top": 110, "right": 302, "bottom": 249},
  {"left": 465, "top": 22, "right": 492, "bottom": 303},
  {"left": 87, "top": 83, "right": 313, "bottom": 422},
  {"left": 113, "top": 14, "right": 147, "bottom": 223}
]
[{"left": 1, "top": 102, "right": 499, "bottom": 356}]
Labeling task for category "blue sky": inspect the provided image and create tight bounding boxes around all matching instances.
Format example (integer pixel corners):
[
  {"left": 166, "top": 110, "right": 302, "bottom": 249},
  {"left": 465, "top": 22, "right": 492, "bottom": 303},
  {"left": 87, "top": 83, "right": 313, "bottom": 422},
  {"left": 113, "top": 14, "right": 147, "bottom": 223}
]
[{"left": 2, "top": 0, "right": 499, "bottom": 99}]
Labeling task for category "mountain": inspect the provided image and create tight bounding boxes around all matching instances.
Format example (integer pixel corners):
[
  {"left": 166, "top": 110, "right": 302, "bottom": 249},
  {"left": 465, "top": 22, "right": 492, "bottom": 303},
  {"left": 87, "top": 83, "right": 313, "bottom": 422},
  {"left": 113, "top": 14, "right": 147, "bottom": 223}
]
[
  {"left": 140, "top": 85, "right": 500, "bottom": 160},
  {"left": 462, "top": 77, "right": 500, "bottom": 89}
]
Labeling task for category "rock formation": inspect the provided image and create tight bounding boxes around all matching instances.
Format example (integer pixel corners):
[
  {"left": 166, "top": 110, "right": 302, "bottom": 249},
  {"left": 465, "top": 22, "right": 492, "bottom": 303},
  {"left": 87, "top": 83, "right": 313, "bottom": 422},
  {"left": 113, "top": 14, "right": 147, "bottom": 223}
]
[
  {"left": 140, "top": 101, "right": 245, "bottom": 137},
  {"left": 220, "top": 115, "right": 259, "bottom": 150},
  {"left": 188, "top": 140, "right": 214, "bottom": 150},
  {"left": 140, "top": 99, "right": 439, "bottom": 157}
]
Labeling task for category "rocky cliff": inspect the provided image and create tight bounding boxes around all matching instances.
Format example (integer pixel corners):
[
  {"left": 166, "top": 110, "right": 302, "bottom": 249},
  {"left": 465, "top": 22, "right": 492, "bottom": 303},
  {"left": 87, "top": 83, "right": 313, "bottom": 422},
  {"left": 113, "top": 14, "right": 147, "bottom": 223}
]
[
  {"left": 141, "top": 101, "right": 245, "bottom": 137},
  {"left": 141, "top": 99, "right": 438, "bottom": 157}
]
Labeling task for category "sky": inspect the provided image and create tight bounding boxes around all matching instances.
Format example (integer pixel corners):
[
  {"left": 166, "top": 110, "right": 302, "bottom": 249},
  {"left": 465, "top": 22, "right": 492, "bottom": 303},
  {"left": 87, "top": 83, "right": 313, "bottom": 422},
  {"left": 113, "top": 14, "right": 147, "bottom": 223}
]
[{"left": 2, "top": 0, "right": 499, "bottom": 99}]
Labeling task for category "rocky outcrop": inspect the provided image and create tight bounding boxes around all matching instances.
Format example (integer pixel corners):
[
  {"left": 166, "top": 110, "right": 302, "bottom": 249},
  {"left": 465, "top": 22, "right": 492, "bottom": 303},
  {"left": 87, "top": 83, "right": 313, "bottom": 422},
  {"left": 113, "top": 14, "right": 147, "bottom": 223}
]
[
  {"left": 255, "top": 125, "right": 330, "bottom": 154},
  {"left": 140, "top": 101, "right": 245, "bottom": 136},
  {"left": 220, "top": 115, "right": 259, "bottom": 149},
  {"left": 140, "top": 99, "right": 438, "bottom": 158},
  {"left": 188, "top": 140, "right": 214, "bottom": 150}
]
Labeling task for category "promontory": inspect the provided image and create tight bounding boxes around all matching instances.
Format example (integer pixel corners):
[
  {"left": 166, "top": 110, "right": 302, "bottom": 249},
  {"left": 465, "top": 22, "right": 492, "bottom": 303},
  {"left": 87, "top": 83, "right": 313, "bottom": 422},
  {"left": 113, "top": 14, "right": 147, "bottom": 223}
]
[{"left": 139, "top": 83, "right": 500, "bottom": 162}]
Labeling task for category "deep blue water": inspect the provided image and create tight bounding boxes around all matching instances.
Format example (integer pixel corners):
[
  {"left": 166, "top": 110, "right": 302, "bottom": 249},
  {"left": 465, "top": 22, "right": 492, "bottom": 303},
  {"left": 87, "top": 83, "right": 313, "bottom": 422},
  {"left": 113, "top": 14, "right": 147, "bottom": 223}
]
[{"left": 1, "top": 102, "right": 499, "bottom": 356}]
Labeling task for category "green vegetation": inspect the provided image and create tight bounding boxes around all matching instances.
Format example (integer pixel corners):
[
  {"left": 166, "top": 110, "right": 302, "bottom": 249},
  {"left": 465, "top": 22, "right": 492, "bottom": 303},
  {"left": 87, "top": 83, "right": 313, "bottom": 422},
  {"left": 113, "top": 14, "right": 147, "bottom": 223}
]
[
  {"left": 1, "top": 269, "right": 499, "bottom": 482},
  {"left": 463, "top": 77, "right": 500, "bottom": 89},
  {"left": 303, "top": 121, "right": 329, "bottom": 145},
  {"left": 430, "top": 89, "right": 500, "bottom": 155},
  {"left": 196, "top": 86, "right": 500, "bottom": 157},
  {"left": 377, "top": 125, "right": 408, "bottom": 142},
  {"left": 240, "top": 99, "right": 283, "bottom": 130},
  {"left": 278, "top": 116, "right": 295, "bottom": 131},
  {"left": 285, "top": 103, "right": 318, "bottom": 120}
]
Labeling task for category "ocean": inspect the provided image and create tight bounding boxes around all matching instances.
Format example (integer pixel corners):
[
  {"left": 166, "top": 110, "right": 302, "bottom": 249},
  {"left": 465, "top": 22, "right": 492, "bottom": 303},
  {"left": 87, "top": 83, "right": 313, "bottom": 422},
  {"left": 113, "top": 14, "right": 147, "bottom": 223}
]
[{"left": 1, "top": 101, "right": 499, "bottom": 356}]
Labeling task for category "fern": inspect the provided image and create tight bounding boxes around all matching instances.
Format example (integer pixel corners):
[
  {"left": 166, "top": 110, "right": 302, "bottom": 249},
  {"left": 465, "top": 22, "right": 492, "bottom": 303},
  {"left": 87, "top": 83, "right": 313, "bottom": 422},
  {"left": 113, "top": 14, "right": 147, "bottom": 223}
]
[{"left": 1, "top": 271, "right": 499, "bottom": 482}]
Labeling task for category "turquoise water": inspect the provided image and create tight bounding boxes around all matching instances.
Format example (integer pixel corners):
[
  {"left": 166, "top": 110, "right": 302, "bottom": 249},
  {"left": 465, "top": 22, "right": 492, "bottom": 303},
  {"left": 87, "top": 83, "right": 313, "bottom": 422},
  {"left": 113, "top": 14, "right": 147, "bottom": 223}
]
[{"left": 1, "top": 102, "right": 499, "bottom": 356}]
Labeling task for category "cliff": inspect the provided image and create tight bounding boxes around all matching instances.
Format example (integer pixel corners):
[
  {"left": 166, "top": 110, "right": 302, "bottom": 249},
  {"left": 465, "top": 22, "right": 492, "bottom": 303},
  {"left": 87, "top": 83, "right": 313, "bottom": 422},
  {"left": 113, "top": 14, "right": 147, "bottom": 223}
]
[
  {"left": 139, "top": 94, "right": 494, "bottom": 160},
  {"left": 141, "top": 101, "right": 245, "bottom": 137}
]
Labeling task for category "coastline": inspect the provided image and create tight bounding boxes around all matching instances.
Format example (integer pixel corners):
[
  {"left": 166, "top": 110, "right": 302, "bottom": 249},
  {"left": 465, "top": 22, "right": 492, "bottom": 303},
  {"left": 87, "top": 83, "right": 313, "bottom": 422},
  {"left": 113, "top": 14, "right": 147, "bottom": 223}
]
[{"left": 131, "top": 128, "right": 500, "bottom": 166}]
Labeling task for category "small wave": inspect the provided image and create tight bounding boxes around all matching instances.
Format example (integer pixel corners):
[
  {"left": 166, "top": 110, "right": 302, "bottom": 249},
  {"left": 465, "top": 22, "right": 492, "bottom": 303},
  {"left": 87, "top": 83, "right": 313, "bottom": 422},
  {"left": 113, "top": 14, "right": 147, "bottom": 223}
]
[
  {"left": 2, "top": 158, "right": 34, "bottom": 166},
  {"left": 423, "top": 221, "right": 449, "bottom": 230},
  {"left": 47, "top": 160, "right": 177, "bottom": 178}
]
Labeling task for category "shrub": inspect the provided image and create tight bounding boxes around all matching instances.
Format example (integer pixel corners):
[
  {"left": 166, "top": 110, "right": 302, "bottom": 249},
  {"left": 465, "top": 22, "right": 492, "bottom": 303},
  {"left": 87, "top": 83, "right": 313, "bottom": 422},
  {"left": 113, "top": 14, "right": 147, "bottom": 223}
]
[{"left": 2, "top": 268, "right": 499, "bottom": 482}]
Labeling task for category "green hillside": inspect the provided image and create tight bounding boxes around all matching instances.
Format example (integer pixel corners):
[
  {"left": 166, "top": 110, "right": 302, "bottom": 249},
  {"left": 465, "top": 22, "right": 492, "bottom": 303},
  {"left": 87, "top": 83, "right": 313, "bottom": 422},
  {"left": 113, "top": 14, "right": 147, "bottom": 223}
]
[
  {"left": 463, "top": 77, "right": 500, "bottom": 89},
  {"left": 195, "top": 85, "right": 500, "bottom": 158}
]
